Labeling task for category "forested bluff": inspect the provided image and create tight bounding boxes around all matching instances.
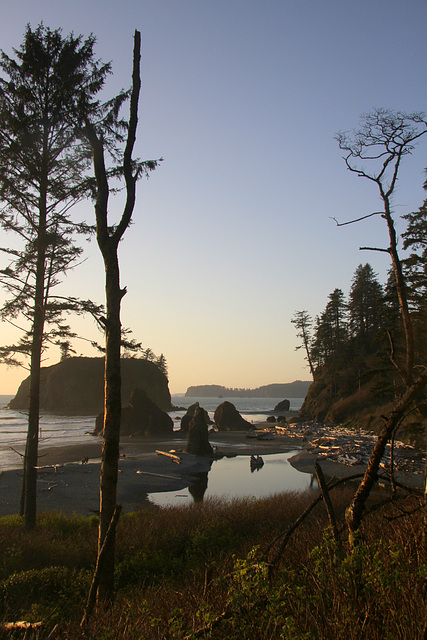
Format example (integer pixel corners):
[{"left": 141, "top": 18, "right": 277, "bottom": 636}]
[
  {"left": 185, "top": 381, "right": 311, "bottom": 398},
  {"left": 294, "top": 260, "right": 427, "bottom": 444}
]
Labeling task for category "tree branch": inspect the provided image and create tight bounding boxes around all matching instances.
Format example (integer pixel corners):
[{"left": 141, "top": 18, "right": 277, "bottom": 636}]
[{"left": 330, "top": 211, "right": 383, "bottom": 226}]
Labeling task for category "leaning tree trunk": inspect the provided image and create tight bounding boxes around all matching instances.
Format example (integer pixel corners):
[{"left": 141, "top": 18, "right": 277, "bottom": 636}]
[{"left": 346, "top": 369, "right": 427, "bottom": 543}]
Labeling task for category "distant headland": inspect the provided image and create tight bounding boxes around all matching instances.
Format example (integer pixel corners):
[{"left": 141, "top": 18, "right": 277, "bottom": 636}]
[{"left": 185, "top": 381, "right": 311, "bottom": 398}]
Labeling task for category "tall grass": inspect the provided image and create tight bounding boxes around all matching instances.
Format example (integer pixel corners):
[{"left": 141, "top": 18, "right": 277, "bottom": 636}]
[{"left": 0, "top": 487, "right": 425, "bottom": 639}]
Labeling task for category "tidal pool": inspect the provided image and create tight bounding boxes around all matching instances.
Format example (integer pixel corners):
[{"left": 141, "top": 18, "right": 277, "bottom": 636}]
[{"left": 148, "top": 451, "right": 318, "bottom": 507}]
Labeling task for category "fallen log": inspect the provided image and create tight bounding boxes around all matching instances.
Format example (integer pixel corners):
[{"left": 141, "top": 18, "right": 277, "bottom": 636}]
[
  {"left": 136, "top": 470, "right": 182, "bottom": 481},
  {"left": 155, "top": 450, "right": 181, "bottom": 463}
]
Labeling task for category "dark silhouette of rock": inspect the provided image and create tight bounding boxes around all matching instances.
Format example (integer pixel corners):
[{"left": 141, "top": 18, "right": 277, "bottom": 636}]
[
  {"left": 180, "top": 402, "right": 211, "bottom": 433},
  {"left": 266, "top": 415, "right": 276, "bottom": 423},
  {"left": 189, "top": 472, "right": 209, "bottom": 502},
  {"left": 94, "top": 387, "right": 173, "bottom": 437},
  {"left": 185, "top": 407, "right": 213, "bottom": 455},
  {"left": 274, "top": 399, "right": 290, "bottom": 412},
  {"left": 9, "top": 357, "right": 172, "bottom": 415},
  {"left": 214, "top": 401, "right": 251, "bottom": 431}
]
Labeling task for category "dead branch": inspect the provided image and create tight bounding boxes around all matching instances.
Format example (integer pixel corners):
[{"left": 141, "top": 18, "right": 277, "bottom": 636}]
[
  {"left": 330, "top": 211, "right": 383, "bottom": 226},
  {"left": 314, "top": 461, "right": 342, "bottom": 551},
  {"left": 359, "top": 246, "right": 390, "bottom": 252}
]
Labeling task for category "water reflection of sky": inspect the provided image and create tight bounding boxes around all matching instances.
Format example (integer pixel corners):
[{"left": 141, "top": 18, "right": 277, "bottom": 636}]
[{"left": 148, "top": 452, "right": 318, "bottom": 508}]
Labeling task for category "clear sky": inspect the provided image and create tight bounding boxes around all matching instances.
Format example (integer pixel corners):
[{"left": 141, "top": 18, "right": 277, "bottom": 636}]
[{"left": 0, "top": 0, "right": 426, "bottom": 395}]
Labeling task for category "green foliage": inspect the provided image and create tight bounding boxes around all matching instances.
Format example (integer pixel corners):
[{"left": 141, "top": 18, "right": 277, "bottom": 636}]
[
  {"left": 0, "top": 566, "right": 91, "bottom": 620},
  {"left": 0, "top": 495, "right": 425, "bottom": 638}
]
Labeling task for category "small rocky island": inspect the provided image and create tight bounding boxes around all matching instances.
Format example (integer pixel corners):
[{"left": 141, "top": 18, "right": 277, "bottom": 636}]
[{"left": 8, "top": 357, "right": 172, "bottom": 415}]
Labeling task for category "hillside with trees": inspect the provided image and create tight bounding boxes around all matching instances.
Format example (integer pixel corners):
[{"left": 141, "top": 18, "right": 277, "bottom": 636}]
[
  {"left": 294, "top": 131, "right": 427, "bottom": 443},
  {"left": 185, "top": 381, "right": 311, "bottom": 398}
]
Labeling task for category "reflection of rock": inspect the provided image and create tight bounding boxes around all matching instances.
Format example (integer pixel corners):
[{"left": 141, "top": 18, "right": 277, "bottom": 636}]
[
  {"left": 250, "top": 454, "right": 264, "bottom": 472},
  {"left": 185, "top": 407, "right": 213, "bottom": 456},
  {"left": 274, "top": 399, "right": 290, "bottom": 412},
  {"left": 94, "top": 387, "right": 173, "bottom": 437},
  {"left": 180, "top": 402, "right": 211, "bottom": 433},
  {"left": 214, "top": 401, "right": 251, "bottom": 431},
  {"left": 189, "top": 472, "right": 209, "bottom": 502}
]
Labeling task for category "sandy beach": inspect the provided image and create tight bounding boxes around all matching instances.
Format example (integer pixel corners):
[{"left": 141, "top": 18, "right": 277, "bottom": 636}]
[{"left": 0, "top": 425, "right": 423, "bottom": 518}]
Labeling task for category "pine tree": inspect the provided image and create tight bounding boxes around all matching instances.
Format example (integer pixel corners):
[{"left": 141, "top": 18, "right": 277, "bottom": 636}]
[
  {"left": 0, "top": 24, "right": 109, "bottom": 528},
  {"left": 348, "top": 264, "right": 384, "bottom": 354}
]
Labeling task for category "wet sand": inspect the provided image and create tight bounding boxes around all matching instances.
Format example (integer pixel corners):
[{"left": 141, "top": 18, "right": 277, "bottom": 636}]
[{"left": 0, "top": 426, "right": 422, "bottom": 518}]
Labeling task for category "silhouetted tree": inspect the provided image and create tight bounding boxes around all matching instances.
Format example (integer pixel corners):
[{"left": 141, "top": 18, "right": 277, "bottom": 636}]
[
  {"left": 336, "top": 109, "right": 427, "bottom": 539},
  {"left": 82, "top": 30, "right": 161, "bottom": 603},
  {"left": 291, "top": 310, "right": 315, "bottom": 378},
  {"left": 0, "top": 24, "right": 108, "bottom": 529},
  {"left": 348, "top": 264, "right": 383, "bottom": 353}
]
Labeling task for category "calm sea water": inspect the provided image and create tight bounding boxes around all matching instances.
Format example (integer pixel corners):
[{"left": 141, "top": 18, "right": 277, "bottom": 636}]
[{"left": 0, "top": 394, "right": 310, "bottom": 504}]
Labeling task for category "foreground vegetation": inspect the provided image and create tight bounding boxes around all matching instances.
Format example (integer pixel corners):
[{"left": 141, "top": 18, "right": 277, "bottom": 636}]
[{"left": 0, "top": 483, "right": 425, "bottom": 639}]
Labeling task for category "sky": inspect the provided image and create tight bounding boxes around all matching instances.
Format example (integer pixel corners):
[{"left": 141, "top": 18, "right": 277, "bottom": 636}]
[{"left": 0, "top": 0, "right": 426, "bottom": 395}]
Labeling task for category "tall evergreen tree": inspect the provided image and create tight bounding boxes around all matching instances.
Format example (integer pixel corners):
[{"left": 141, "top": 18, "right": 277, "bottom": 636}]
[
  {"left": 348, "top": 264, "right": 384, "bottom": 353},
  {"left": 0, "top": 24, "right": 109, "bottom": 529}
]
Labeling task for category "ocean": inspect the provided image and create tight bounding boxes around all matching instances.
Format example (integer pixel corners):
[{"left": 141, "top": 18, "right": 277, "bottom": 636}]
[{"left": 0, "top": 394, "right": 305, "bottom": 473}]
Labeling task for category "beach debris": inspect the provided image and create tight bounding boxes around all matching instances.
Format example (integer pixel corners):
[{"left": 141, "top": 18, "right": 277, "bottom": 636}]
[
  {"left": 136, "top": 470, "right": 182, "bottom": 481},
  {"left": 156, "top": 450, "right": 181, "bottom": 464},
  {"left": 246, "top": 420, "right": 425, "bottom": 476},
  {"left": 281, "top": 422, "right": 425, "bottom": 475}
]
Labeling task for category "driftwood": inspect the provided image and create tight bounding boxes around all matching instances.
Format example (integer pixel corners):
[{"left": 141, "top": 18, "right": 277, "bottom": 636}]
[
  {"left": 155, "top": 450, "right": 181, "bottom": 463},
  {"left": 136, "top": 470, "right": 181, "bottom": 481}
]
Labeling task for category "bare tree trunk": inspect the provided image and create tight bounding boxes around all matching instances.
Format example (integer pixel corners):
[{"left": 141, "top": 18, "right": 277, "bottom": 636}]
[
  {"left": 346, "top": 369, "right": 427, "bottom": 542},
  {"left": 96, "top": 251, "right": 124, "bottom": 600},
  {"left": 84, "top": 30, "right": 142, "bottom": 603},
  {"left": 382, "top": 196, "right": 414, "bottom": 385}
]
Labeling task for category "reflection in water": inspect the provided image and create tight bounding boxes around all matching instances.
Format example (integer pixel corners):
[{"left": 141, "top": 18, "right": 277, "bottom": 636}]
[
  {"left": 149, "top": 452, "right": 318, "bottom": 508},
  {"left": 250, "top": 454, "right": 264, "bottom": 473},
  {"left": 188, "top": 472, "right": 209, "bottom": 502}
]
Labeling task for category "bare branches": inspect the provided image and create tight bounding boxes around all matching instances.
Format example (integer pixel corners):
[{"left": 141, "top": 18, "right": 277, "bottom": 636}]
[{"left": 330, "top": 211, "right": 383, "bottom": 226}]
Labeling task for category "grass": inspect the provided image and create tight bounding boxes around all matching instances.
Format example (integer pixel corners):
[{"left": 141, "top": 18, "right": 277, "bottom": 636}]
[{"left": 0, "top": 485, "right": 425, "bottom": 639}]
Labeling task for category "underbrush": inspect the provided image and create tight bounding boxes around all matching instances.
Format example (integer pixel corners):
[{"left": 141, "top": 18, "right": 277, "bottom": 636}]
[{"left": 0, "top": 487, "right": 425, "bottom": 639}]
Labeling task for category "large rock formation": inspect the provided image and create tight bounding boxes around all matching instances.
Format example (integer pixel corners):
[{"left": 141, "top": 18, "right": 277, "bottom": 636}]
[
  {"left": 9, "top": 357, "right": 172, "bottom": 415},
  {"left": 94, "top": 387, "right": 173, "bottom": 437},
  {"left": 180, "top": 402, "right": 211, "bottom": 433},
  {"left": 274, "top": 399, "right": 290, "bottom": 412},
  {"left": 214, "top": 401, "right": 252, "bottom": 431},
  {"left": 185, "top": 407, "right": 213, "bottom": 455}
]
